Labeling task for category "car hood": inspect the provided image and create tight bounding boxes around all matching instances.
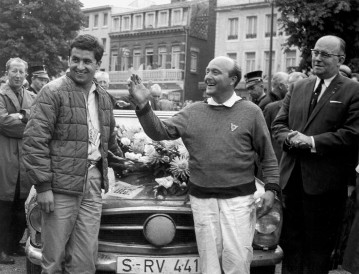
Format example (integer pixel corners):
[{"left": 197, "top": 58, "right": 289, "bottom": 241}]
[
  {"left": 102, "top": 169, "right": 265, "bottom": 210},
  {"left": 102, "top": 170, "right": 191, "bottom": 210}
]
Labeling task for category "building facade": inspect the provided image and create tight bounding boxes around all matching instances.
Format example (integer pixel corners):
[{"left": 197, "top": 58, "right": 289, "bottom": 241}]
[
  {"left": 108, "top": 0, "right": 216, "bottom": 102},
  {"left": 80, "top": 5, "right": 134, "bottom": 71},
  {"left": 216, "top": 0, "right": 300, "bottom": 93}
]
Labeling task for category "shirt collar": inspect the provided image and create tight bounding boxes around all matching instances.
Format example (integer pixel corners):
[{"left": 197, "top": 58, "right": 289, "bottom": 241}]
[
  {"left": 315, "top": 74, "right": 337, "bottom": 89},
  {"left": 89, "top": 83, "right": 97, "bottom": 95},
  {"left": 207, "top": 93, "right": 242, "bottom": 107}
]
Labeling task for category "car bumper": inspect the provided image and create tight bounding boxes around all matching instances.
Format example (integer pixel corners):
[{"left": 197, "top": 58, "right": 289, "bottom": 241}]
[{"left": 26, "top": 238, "right": 283, "bottom": 272}]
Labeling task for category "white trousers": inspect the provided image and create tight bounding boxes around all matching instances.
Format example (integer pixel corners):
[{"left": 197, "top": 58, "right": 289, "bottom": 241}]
[{"left": 190, "top": 194, "right": 256, "bottom": 274}]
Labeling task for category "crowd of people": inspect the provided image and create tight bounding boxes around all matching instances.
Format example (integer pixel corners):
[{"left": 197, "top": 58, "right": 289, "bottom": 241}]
[{"left": 1, "top": 33, "right": 359, "bottom": 274}]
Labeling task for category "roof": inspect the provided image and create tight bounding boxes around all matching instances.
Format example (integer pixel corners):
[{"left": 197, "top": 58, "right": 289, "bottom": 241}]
[
  {"left": 112, "top": 0, "right": 203, "bottom": 16},
  {"left": 82, "top": 5, "right": 113, "bottom": 12}
]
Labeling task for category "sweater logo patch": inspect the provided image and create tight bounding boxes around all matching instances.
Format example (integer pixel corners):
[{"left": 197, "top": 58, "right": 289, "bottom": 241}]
[{"left": 230, "top": 123, "right": 238, "bottom": 131}]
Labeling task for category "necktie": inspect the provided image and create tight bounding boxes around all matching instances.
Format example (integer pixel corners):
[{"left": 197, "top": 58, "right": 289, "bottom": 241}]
[
  {"left": 17, "top": 91, "right": 23, "bottom": 106},
  {"left": 308, "top": 79, "right": 324, "bottom": 116}
]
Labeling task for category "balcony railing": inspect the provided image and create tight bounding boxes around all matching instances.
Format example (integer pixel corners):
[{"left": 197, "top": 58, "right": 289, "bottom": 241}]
[{"left": 109, "top": 69, "right": 184, "bottom": 83}]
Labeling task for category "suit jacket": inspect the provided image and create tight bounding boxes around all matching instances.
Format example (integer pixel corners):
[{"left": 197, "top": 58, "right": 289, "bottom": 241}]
[
  {"left": 272, "top": 74, "right": 359, "bottom": 194},
  {"left": 264, "top": 100, "right": 283, "bottom": 162}
]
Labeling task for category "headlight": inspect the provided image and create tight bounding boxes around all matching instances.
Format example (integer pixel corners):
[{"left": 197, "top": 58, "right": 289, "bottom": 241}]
[
  {"left": 143, "top": 214, "right": 176, "bottom": 247},
  {"left": 256, "top": 210, "right": 280, "bottom": 234},
  {"left": 28, "top": 204, "right": 42, "bottom": 233},
  {"left": 253, "top": 200, "right": 282, "bottom": 250}
]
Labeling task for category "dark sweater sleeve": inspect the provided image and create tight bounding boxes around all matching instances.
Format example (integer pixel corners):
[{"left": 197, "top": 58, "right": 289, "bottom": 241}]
[
  {"left": 136, "top": 102, "right": 189, "bottom": 141},
  {"left": 252, "top": 107, "right": 280, "bottom": 186}
]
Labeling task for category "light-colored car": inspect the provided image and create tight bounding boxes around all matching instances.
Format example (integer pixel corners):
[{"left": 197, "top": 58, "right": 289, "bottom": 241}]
[
  {"left": 25, "top": 110, "right": 283, "bottom": 274},
  {"left": 25, "top": 177, "right": 282, "bottom": 274}
]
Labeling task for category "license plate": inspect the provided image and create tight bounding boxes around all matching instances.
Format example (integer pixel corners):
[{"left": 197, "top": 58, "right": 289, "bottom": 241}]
[{"left": 117, "top": 256, "right": 201, "bottom": 273}]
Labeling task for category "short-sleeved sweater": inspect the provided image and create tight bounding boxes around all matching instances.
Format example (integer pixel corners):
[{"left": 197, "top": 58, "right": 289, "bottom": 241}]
[{"left": 137, "top": 99, "right": 279, "bottom": 197}]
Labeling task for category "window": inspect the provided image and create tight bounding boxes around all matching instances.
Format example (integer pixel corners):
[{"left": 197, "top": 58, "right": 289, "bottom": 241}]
[
  {"left": 111, "top": 52, "right": 119, "bottom": 71},
  {"left": 102, "top": 38, "right": 106, "bottom": 52},
  {"left": 172, "top": 9, "right": 183, "bottom": 26},
  {"left": 94, "top": 14, "right": 99, "bottom": 28},
  {"left": 264, "top": 51, "right": 275, "bottom": 76},
  {"left": 122, "top": 16, "right": 131, "bottom": 31},
  {"left": 158, "top": 10, "right": 169, "bottom": 27},
  {"left": 227, "top": 53, "right": 237, "bottom": 61},
  {"left": 265, "top": 14, "right": 277, "bottom": 37},
  {"left": 133, "top": 49, "right": 141, "bottom": 70},
  {"left": 158, "top": 47, "right": 167, "bottom": 68},
  {"left": 84, "top": 16, "right": 89, "bottom": 28},
  {"left": 113, "top": 18, "right": 120, "bottom": 30},
  {"left": 145, "top": 48, "right": 154, "bottom": 69},
  {"left": 103, "top": 13, "right": 108, "bottom": 27},
  {"left": 145, "top": 12, "right": 155, "bottom": 28},
  {"left": 190, "top": 51, "right": 198, "bottom": 72},
  {"left": 171, "top": 46, "right": 181, "bottom": 69},
  {"left": 286, "top": 50, "right": 297, "bottom": 68},
  {"left": 228, "top": 18, "right": 238, "bottom": 40},
  {"left": 121, "top": 48, "right": 130, "bottom": 71},
  {"left": 245, "top": 52, "right": 256, "bottom": 72},
  {"left": 246, "top": 16, "right": 257, "bottom": 39},
  {"left": 133, "top": 14, "right": 143, "bottom": 30},
  {"left": 121, "top": 56, "right": 129, "bottom": 71}
]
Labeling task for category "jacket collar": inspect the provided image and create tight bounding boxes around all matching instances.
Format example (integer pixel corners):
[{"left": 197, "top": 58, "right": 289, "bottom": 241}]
[
  {"left": 304, "top": 73, "right": 342, "bottom": 128},
  {"left": 65, "top": 72, "right": 104, "bottom": 96},
  {"left": 0, "top": 83, "right": 23, "bottom": 111}
]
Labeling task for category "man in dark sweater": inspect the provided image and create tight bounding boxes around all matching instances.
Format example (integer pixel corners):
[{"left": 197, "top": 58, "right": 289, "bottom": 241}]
[{"left": 128, "top": 56, "right": 280, "bottom": 274}]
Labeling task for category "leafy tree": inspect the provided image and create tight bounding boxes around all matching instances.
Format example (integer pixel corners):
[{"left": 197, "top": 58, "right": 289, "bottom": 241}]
[
  {"left": 0, "top": 0, "right": 85, "bottom": 77},
  {"left": 276, "top": 0, "right": 359, "bottom": 72}
]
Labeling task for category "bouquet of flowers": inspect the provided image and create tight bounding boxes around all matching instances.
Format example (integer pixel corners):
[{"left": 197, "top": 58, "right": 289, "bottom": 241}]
[{"left": 115, "top": 124, "right": 190, "bottom": 198}]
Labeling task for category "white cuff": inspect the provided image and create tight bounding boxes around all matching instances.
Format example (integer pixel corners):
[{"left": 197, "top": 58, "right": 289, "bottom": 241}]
[{"left": 310, "top": 136, "right": 316, "bottom": 153}]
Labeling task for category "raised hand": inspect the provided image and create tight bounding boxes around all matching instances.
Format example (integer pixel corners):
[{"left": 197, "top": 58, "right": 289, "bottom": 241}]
[{"left": 127, "top": 74, "right": 152, "bottom": 110}]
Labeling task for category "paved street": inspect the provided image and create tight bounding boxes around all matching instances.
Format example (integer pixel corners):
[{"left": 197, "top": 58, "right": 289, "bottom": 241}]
[{"left": 0, "top": 256, "right": 25, "bottom": 274}]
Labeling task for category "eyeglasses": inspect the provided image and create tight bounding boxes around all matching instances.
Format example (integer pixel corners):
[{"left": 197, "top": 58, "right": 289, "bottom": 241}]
[{"left": 311, "top": 49, "right": 344, "bottom": 59}]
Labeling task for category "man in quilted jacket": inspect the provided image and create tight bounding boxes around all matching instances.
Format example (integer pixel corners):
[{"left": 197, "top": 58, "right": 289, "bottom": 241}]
[{"left": 23, "top": 34, "right": 124, "bottom": 274}]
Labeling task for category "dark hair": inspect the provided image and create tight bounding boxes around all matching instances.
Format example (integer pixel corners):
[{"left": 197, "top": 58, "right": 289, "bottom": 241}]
[
  {"left": 69, "top": 34, "right": 104, "bottom": 63},
  {"left": 229, "top": 60, "right": 241, "bottom": 87}
]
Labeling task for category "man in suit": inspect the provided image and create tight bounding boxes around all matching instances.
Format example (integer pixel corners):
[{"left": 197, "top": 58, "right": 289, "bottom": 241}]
[{"left": 272, "top": 35, "right": 359, "bottom": 274}]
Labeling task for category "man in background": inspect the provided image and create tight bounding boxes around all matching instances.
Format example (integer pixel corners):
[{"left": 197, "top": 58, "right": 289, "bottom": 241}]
[
  {"left": 157, "top": 92, "right": 174, "bottom": 110},
  {"left": 94, "top": 70, "right": 110, "bottom": 90},
  {"left": 263, "top": 71, "right": 303, "bottom": 162},
  {"left": 28, "top": 65, "right": 49, "bottom": 94},
  {"left": 245, "top": 70, "right": 267, "bottom": 109},
  {"left": 0, "top": 57, "right": 36, "bottom": 264}
]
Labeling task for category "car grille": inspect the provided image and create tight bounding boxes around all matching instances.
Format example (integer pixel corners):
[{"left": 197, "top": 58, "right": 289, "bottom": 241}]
[{"left": 98, "top": 211, "right": 197, "bottom": 251}]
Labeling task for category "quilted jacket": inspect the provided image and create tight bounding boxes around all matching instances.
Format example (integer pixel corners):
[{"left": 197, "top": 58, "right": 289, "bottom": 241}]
[{"left": 22, "top": 74, "right": 122, "bottom": 195}]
